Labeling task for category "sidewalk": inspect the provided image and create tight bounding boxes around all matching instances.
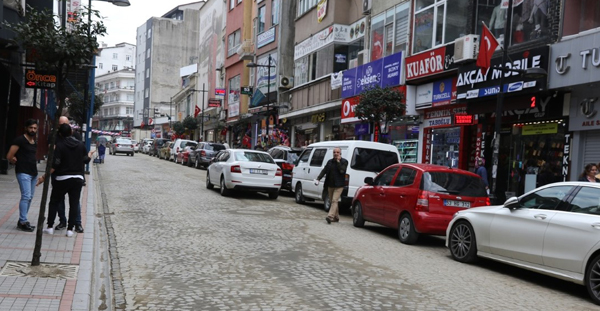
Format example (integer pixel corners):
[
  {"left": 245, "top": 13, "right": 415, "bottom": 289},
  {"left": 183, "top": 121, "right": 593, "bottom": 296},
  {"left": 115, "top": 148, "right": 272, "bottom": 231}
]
[{"left": 0, "top": 161, "right": 97, "bottom": 311}]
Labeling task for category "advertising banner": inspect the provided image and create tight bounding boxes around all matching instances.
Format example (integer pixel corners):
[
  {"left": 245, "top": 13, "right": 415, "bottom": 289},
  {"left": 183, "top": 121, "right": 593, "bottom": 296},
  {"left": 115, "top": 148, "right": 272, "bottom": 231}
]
[{"left": 341, "top": 51, "right": 403, "bottom": 98}]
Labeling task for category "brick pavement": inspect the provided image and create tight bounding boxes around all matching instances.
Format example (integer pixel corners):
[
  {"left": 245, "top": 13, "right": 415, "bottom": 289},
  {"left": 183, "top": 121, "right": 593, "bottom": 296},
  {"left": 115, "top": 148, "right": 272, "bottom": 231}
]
[{"left": 0, "top": 161, "right": 97, "bottom": 311}]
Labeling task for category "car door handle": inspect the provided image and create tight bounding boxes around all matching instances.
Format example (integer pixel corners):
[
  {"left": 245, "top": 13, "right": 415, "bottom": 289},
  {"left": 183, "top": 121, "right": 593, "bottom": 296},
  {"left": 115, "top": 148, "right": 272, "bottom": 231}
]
[
  {"left": 308, "top": 168, "right": 310, "bottom": 174},
  {"left": 592, "top": 223, "right": 600, "bottom": 229},
  {"left": 533, "top": 214, "right": 547, "bottom": 220}
]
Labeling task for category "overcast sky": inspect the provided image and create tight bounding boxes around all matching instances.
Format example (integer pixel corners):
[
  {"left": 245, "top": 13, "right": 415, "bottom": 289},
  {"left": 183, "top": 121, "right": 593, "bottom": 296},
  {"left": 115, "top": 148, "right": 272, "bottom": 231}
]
[{"left": 92, "top": 0, "right": 198, "bottom": 46}]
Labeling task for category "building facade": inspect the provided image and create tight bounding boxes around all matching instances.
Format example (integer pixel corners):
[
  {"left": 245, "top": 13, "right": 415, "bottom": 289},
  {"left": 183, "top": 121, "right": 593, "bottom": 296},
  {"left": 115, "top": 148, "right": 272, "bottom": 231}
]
[
  {"left": 94, "top": 68, "right": 135, "bottom": 134},
  {"left": 94, "top": 42, "right": 136, "bottom": 77}
]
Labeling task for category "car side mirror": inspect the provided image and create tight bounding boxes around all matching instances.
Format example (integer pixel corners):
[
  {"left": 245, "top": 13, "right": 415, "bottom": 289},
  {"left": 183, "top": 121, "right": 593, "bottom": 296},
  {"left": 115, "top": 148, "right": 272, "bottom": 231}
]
[
  {"left": 504, "top": 197, "right": 520, "bottom": 209},
  {"left": 364, "top": 177, "right": 374, "bottom": 185}
]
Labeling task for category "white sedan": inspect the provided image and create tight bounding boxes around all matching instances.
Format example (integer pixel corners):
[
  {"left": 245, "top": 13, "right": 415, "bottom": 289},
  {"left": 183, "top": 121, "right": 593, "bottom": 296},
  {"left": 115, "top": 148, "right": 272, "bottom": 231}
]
[
  {"left": 206, "top": 149, "right": 282, "bottom": 199},
  {"left": 446, "top": 182, "right": 600, "bottom": 305}
]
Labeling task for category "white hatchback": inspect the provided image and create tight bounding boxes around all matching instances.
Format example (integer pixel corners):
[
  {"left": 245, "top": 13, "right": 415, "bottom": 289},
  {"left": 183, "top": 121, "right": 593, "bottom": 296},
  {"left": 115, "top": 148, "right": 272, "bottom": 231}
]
[
  {"left": 446, "top": 182, "right": 600, "bottom": 305},
  {"left": 206, "top": 149, "right": 282, "bottom": 199}
]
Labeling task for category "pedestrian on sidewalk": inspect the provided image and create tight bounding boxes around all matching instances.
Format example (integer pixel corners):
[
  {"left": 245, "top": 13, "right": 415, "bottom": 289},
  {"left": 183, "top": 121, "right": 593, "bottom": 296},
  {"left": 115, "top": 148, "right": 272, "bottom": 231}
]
[
  {"left": 6, "top": 119, "right": 39, "bottom": 232},
  {"left": 475, "top": 157, "right": 490, "bottom": 195},
  {"left": 38, "top": 124, "right": 93, "bottom": 237},
  {"left": 315, "top": 147, "right": 348, "bottom": 224},
  {"left": 46, "top": 116, "right": 72, "bottom": 232}
]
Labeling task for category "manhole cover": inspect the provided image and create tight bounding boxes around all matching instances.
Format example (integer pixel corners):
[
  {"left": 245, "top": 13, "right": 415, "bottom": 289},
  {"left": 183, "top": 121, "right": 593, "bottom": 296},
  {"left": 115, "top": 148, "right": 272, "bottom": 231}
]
[{"left": 0, "top": 261, "right": 79, "bottom": 279}]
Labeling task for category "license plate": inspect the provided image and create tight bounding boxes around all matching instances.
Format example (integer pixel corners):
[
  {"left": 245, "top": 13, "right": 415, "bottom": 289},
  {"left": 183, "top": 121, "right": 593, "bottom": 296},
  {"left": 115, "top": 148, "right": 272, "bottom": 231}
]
[
  {"left": 250, "top": 169, "right": 267, "bottom": 174},
  {"left": 444, "top": 200, "right": 471, "bottom": 208}
]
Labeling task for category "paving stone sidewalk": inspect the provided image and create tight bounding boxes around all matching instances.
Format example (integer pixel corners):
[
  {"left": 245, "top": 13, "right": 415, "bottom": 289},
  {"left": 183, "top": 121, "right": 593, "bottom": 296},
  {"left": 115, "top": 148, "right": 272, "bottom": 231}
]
[{"left": 0, "top": 161, "right": 96, "bottom": 311}]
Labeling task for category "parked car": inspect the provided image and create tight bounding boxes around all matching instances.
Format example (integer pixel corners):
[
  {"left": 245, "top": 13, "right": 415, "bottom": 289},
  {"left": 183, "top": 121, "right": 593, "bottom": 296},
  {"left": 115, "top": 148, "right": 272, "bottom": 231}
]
[
  {"left": 206, "top": 149, "right": 282, "bottom": 199},
  {"left": 142, "top": 140, "right": 153, "bottom": 154},
  {"left": 109, "top": 138, "right": 135, "bottom": 156},
  {"left": 292, "top": 140, "right": 400, "bottom": 211},
  {"left": 159, "top": 142, "right": 174, "bottom": 160},
  {"left": 352, "top": 163, "right": 489, "bottom": 244},
  {"left": 150, "top": 138, "right": 170, "bottom": 157},
  {"left": 190, "top": 142, "right": 227, "bottom": 169},
  {"left": 170, "top": 139, "right": 195, "bottom": 162},
  {"left": 446, "top": 182, "right": 600, "bottom": 305},
  {"left": 175, "top": 142, "right": 198, "bottom": 165},
  {"left": 267, "top": 146, "right": 303, "bottom": 192},
  {"left": 140, "top": 138, "right": 153, "bottom": 154},
  {"left": 131, "top": 140, "right": 140, "bottom": 153}
]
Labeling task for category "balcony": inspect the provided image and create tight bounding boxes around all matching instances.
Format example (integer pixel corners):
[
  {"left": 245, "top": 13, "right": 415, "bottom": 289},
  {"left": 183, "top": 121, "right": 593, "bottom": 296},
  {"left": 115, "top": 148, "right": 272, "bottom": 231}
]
[{"left": 237, "top": 40, "right": 255, "bottom": 61}]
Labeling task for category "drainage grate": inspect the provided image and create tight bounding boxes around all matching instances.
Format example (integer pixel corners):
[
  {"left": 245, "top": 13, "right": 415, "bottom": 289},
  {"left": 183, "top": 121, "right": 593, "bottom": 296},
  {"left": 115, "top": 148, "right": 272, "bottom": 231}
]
[{"left": 0, "top": 261, "right": 79, "bottom": 279}]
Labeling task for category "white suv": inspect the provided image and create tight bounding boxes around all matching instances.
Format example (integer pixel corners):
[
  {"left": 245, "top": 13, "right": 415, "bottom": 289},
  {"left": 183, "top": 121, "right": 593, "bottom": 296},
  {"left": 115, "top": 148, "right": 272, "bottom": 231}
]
[{"left": 170, "top": 139, "right": 195, "bottom": 161}]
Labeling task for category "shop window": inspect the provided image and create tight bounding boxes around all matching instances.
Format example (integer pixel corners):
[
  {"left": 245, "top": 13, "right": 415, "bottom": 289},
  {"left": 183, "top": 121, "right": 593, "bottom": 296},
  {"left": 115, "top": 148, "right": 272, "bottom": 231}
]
[
  {"left": 476, "top": 0, "right": 551, "bottom": 47},
  {"left": 562, "top": 0, "right": 600, "bottom": 36},
  {"left": 413, "top": 0, "right": 468, "bottom": 54},
  {"left": 430, "top": 127, "right": 461, "bottom": 168}
]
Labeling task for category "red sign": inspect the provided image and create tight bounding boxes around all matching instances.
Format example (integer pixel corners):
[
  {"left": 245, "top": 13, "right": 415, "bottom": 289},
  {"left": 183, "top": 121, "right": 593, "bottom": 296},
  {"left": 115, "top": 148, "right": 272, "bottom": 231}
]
[
  {"left": 341, "top": 96, "right": 360, "bottom": 122},
  {"left": 208, "top": 99, "right": 222, "bottom": 107},
  {"left": 454, "top": 114, "right": 473, "bottom": 125},
  {"left": 215, "top": 88, "right": 226, "bottom": 96},
  {"left": 405, "top": 45, "right": 449, "bottom": 80}
]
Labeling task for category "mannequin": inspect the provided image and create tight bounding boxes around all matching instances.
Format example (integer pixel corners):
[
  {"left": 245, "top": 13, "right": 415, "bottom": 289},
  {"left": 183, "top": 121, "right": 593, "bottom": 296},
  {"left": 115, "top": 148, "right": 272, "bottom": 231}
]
[{"left": 489, "top": 4, "right": 506, "bottom": 37}]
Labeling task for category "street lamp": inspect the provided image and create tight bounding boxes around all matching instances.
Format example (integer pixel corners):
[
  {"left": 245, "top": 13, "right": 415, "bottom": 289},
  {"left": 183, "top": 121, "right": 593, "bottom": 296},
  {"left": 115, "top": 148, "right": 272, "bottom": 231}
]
[
  {"left": 488, "top": 0, "right": 547, "bottom": 203},
  {"left": 190, "top": 84, "right": 209, "bottom": 141},
  {"left": 247, "top": 54, "right": 275, "bottom": 145},
  {"left": 82, "top": 0, "right": 130, "bottom": 173}
]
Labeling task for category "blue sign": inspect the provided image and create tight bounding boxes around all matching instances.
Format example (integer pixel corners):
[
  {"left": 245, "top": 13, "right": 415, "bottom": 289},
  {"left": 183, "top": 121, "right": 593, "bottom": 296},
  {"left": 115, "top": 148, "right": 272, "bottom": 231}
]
[
  {"left": 432, "top": 78, "right": 453, "bottom": 105},
  {"left": 342, "top": 51, "right": 403, "bottom": 98},
  {"left": 354, "top": 123, "right": 370, "bottom": 136}
]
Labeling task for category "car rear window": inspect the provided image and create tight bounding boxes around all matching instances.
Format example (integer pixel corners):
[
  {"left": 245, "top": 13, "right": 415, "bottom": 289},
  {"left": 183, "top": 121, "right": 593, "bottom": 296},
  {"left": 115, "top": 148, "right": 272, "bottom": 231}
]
[
  {"left": 234, "top": 151, "right": 275, "bottom": 164},
  {"left": 206, "top": 144, "right": 225, "bottom": 151},
  {"left": 351, "top": 148, "right": 399, "bottom": 173},
  {"left": 422, "top": 172, "right": 487, "bottom": 197},
  {"left": 116, "top": 139, "right": 131, "bottom": 144}
]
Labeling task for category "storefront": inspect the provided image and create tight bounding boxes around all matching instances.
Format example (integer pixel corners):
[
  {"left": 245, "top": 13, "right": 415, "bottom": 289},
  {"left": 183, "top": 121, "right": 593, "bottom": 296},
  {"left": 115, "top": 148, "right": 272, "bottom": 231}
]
[{"left": 420, "top": 105, "right": 471, "bottom": 169}]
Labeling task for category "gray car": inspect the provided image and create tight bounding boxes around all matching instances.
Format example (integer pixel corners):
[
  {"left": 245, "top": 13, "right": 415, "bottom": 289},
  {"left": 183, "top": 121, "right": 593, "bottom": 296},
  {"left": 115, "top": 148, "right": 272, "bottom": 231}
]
[{"left": 110, "top": 138, "right": 135, "bottom": 156}]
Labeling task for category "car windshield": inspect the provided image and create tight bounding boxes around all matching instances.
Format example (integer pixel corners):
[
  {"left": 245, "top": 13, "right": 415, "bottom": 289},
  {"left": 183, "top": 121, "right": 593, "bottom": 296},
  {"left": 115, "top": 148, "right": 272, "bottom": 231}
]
[
  {"left": 116, "top": 139, "right": 131, "bottom": 144},
  {"left": 422, "top": 172, "right": 487, "bottom": 197},
  {"left": 206, "top": 144, "right": 226, "bottom": 151},
  {"left": 234, "top": 151, "right": 275, "bottom": 163},
  {"left": 351, "top": 148, "right": 399, "bottom": 173}
]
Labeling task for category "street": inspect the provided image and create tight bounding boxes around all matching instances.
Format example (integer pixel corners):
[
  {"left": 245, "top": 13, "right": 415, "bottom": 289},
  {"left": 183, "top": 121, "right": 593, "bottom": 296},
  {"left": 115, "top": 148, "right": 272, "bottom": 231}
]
[{"left": 95, "top": 153, "right": 597, "bottom": 310}]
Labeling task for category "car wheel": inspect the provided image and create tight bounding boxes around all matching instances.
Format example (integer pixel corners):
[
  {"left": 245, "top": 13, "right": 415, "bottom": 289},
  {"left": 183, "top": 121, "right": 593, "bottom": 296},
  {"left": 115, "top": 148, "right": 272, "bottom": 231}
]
[
  {"left": 323, "top": 190, "right": 331, "bottom": 212},
  {"left": 295, "top": 183, "right": 305, "bottom": 204},
  {"left": 352, "top": 201, "right": 365, "bottom": 228},
  {"left": 449, "top": 220, "right": 478, "bottom": 263},
  {"left": 220, "top": 176, "right": 230, "bottom": 196},
  {"left": 187, "top": 158, "right": 193, "bottom": 167},
  {"left": 268, "top": 191, "right": 278, "bottom": 199},
  {"left": 131, "top": 153, "right": 134, "bottom": 157},
  {"left": 206, "top": 171, "right": 214, "bottom": 189},
  {"left": 398, "top": 213, "right": 419, "bottom": 245},
  {"left": 586, "top": 253, "right": 600, "bottom": 305}
]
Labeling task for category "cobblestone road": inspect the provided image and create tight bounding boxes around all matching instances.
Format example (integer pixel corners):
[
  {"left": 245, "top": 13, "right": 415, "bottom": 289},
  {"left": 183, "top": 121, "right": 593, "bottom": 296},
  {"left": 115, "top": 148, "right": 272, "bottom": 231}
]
[{"left": 97, "top": 153, "right": 598, "bottom": 310}]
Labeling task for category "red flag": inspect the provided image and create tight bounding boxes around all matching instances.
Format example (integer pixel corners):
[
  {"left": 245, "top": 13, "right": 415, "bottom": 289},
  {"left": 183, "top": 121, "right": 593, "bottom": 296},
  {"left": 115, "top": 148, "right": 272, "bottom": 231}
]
[
  {"left": 477, "top": 24, "right": 499, "bottom": 75},
  {"left": 194, "top": 105, "right": 201, "bottom": 118}
]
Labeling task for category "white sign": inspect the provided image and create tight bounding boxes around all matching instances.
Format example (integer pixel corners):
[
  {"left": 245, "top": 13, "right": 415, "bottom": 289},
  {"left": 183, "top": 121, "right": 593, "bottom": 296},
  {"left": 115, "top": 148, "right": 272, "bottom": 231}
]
[
  {"left": 257, "top": 27, "right": 276, "bottom": 48},
  {"left": 331, "top": 71, "right": 343, "bottom": 90},
  {"left": 228, "top": 103, "right": 239, "bottom": 117},
  {"left": 424, "top": 116, "right": 452, "bottom": 128},
  {"left": 416, "top": 83, "right": 433, "bottom": 108},
  {"left": 294, "top": 20, "right": 366, "bottom": 60}
]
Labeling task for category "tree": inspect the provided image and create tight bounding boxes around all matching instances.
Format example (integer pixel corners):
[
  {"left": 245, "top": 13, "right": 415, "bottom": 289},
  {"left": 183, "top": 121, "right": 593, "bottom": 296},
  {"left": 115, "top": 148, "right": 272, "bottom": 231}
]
[
  {"left": 182, "top": 116, "right": 198, "bottom": 131},
  {"left": 3, "top": 6, "right": 107, "bottom": 266},
  {"left": 354, "top": 85, "right": 406, "bottom": 142},
  {"left": 67, "top": 90, "right": 104, "bottom": 126},
  {"left": 172, "top": 121, "right": 185, "bottom": 135}
]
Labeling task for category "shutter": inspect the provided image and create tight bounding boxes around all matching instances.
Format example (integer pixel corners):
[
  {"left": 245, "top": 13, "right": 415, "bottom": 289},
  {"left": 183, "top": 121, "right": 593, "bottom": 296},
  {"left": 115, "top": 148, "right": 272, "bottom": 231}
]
[
  {"left": 394, "top": 5, "right": 409, "bottom": 47},
  {"left": 583, "top": 130, "right": 600, "bottom": 166}
]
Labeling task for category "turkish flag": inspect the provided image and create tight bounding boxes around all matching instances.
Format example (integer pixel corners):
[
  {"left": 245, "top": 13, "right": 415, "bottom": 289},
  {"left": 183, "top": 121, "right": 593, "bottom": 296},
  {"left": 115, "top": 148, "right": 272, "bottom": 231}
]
[
  {"left": 194, "top": 105, "right": 201, "bottom": 118},
  {"left": 476, "top": 23, "right": 499, "bottom": 75},
  {"left": 371, "top": 31, "right": 383, "bottom": 61}
]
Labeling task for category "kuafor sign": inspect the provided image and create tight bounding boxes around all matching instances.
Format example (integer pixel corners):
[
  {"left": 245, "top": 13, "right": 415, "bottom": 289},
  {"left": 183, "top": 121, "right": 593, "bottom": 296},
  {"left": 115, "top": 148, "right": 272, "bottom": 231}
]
[
  {"left": 405, "top": 44, "right": 456, "bottom": 81},
  {"left": 341, "top": 96, "right": 360, "bottom": 123}
]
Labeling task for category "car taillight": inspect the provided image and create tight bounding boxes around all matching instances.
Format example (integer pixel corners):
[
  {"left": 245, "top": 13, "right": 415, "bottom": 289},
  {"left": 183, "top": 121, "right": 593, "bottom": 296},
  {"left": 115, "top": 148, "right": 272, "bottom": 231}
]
[
  {"left": 485, "top": 197, "right": 491, "bottom": 206},
  {"left": 415, "top": 191, "right": 429, "bottom": 212},
  {"left": 201, "top": 150, "right": 206, "bottom": 157},
  {"left": 231, "top": 165, "right": 241, "bottom": 173},
  {"left": 276, "top": 168, "right": 282, "bottom": 176},
  {"left": 344, "top": 174, "right": 349, "bottom": 187},
  {"left": 115, "top": 144, "right": 119, "bottom": 147},
  {"left": 281, "top": 163, "right": 294, "bottom": 171}
]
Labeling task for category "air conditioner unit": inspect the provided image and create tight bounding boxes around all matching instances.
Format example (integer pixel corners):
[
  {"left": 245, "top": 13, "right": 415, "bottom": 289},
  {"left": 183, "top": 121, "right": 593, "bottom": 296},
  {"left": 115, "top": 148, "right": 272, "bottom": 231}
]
[
  {"left": 279, "top": 76, "right": 294, "bottom": 89},
  {"left": 454, "top": 34, "right": 479, "bottom": 63},
  {"left": 362, "top": 0, "right": 372, "bottom": 14}
]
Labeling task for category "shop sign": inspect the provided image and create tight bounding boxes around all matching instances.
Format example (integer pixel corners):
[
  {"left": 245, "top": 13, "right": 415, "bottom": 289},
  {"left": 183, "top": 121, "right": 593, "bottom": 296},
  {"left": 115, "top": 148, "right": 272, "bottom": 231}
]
[
  {"left": 295, "top": 23, "right": 360, "bottom": 60},
  {"left": 562, "top": 133, "right": 571, "bottom": 180},
  {"left": 331, "top": 71, "right": 343, "bottom": 90},
  {"left": 208, "top": 99, "right": 221, "bottom": 107},
  {"left": 425, "top": 117, "right": 452, "bottom": 127},
  {"left": 228, "top": 103, "right": 239, "bottom": 118},
  {"left": 355, "top": 123, "right": 370, "bottom": 136},
  {"left": 416, "top": 83, "right": 433, "bottom": 109},
  {"left": 423, "top": 105, "right": 467, "bottom": 128},
  {"left": 341, "top": 96, "right": 360, "bottom": 123},
  {"left": 432, "top": 77, "right": 457, "bottom": 107},
  {"left": 569, "top": 97, "right": 600, "bottom": 131},
  {"left": 311, "top": 112, "right": 326, "bottom": 124},
  {"left": 25, "top": 70, "right": 57, "bottom": 89},
  {"left": 317, "top": 0, "right": 327, "bottom": 23},
  {"left": 405, "top": 43, "right": 457, "bottom": 80},
  {"left": 454, "top": 114, "right": 473, "bottom": 125},
  {"left": 522, "top": 123, "right": 558, "bottom": 136},
  {"left": 549, "top": 31, "right": 600, "bottom": 89},
  {"left": 456, "top": 46, "right": 549, "bottom": 100},
  {"left": 215, "top": 88, "right": 226, "bottom": 96},
  {"left": 257, "top": 27, "right": 276, "bottom": 48},
  {"left": 241, "top": 86, "right": 253, "bottom": 95},
  {"left": 341, "top": 51, "right": 403, "bottom": 98}
]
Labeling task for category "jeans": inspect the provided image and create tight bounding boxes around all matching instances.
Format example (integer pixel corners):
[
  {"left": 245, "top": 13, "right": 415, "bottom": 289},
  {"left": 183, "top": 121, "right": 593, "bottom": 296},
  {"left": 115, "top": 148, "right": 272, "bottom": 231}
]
[{"left": 16, "top": 173, "right": 37, "bottom": 223}]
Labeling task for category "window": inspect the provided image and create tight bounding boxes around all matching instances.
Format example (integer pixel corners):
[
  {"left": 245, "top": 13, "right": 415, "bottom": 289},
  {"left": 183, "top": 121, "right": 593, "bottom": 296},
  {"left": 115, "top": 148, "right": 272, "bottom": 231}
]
[
  {"left": 298, "top": 0, "right": 318, "bottom": 17},
  {"left": 99, "top": 63, "right": 103, "bottom": 69},
  {"left": 309, "top": 149, "right": 327, "bottom": 167},
  {"left": 423, "top": 172, "right": 488, "bottom": 197},
  {"left": 293, "top": 51, "right": 322, "bottom": 85},
  {"left": 298, "top": 148, "right": 313, "bottom": 163},
  {"left": 394, "top": 167, "right": 417, "bottom": 186},
  {"left": 146, "top": 48, "right": 150, "bottom": 58},
  {"left": 351, "top": 148, "right": 399, "bottom": 173},
  {"left": 227, "top": 29, "right": 242, "bottom": 57},
  {"left": 569, "top": 187, "right": 600, "bottom": 215},
  {"left": 112, "top": 65, "right": 118, "bottom": 71},
  {"left": 147, "top": 29, "right": 152, "bottom": 39},
  {"left": 230, "top": 0, "right": 235, "bottom": 10},
  {"left": 258, "top": 6, "right": 266, "bottom": 33},
  {"left": 269, "top": 148, "right": 285, "bottom": 160},
  {"left": 126, "top": 107, "right": 133, "bottom": 114},
  {"left": 126, "top": 55, "right": 131, "bottom": 61},
  {"left": 374, "top": 167, "right": 399, "bottom": 186},
  {"left": 144, "top": 88, "right": 149, "bottom": 98},
  {"left": 127, "top": 94, "right": 134, "bottom": 101},
  {"left": 112, "top": 53, "right": 118, "bottom": 59},
  {"left": 272, "top": 0, "right": 279, "bottom": 26},
  {"left": 146, "top": 68, "right": 149, "bottom": 78},
  {"left": 519, "top": 186, "right": 573, "bottom": 210},
  {"left": 234, "top": 151, "right": 275, "bottom": 163},
  {"left": 413, "top": 0, "right": 468, "bottom": 54},
  {"left": 228, "top": 75, "right": 241, "bottom": 105}
]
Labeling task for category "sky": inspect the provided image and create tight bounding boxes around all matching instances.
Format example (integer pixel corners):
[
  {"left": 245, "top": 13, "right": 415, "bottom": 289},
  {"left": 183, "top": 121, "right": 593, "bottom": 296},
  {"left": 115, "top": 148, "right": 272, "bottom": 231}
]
[{"left": 91, "top": 0, "right": 199, "bottom": 47}]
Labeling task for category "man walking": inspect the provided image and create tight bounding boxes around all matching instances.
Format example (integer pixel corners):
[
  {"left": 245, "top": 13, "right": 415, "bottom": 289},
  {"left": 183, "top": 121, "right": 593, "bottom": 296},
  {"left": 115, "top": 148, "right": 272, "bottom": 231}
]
[
  {"left": 315, "top": 147, "right": 348, "bottom": 224},
  {"left": 6, "top": 119, "right": 39, "bottom": 232}
]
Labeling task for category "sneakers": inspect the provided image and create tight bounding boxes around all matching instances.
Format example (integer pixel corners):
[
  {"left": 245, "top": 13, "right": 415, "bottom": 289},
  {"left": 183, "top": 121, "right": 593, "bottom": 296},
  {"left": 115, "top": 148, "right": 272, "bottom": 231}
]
[
  {"left": 75, "top": 225, "right": 84, "bottom": 233},
  {"left": 17, "top": 221, "right": 35, "bottom": 232},
  {"left": 66, "top": 230, "right": 74, "bottom": 237},
  {"left": 325, "top": 217, "right": 332, "bottom": 224},
  {"left": 43, "top": 227, "right": 54, "bottom": 235},
  {"left": 55, "top": 223, "right": 67, "bottom": 230}
]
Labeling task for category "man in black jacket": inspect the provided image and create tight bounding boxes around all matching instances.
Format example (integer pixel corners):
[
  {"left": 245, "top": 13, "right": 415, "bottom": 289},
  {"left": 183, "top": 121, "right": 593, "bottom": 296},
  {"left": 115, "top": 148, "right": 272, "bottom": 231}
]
[
  {"left": 315, "top": 147, "right": 348, "bottom": 224},
  {"left": 37, "top": 124, "right": 93, "bottom": 237}
]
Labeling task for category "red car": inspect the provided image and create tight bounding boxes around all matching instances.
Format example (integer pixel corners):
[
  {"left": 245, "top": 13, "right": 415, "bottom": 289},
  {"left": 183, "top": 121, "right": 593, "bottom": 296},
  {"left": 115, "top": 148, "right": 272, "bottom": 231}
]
[
  {"left": 352, "top": 163, "right": 490, "bottom": 244},
  {"left": 175, "top": 145, "right": 196, "bottom": 166}
]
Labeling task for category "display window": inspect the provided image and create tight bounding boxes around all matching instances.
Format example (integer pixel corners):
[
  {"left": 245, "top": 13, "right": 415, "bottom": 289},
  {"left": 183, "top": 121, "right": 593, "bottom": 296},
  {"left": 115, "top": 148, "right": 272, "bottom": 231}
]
[
  {"left": 430, "top": 126, "right": 461, "bottom": 168},
  {"left": 390, "top": 123, "right": 420, "bottom": 163}
]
